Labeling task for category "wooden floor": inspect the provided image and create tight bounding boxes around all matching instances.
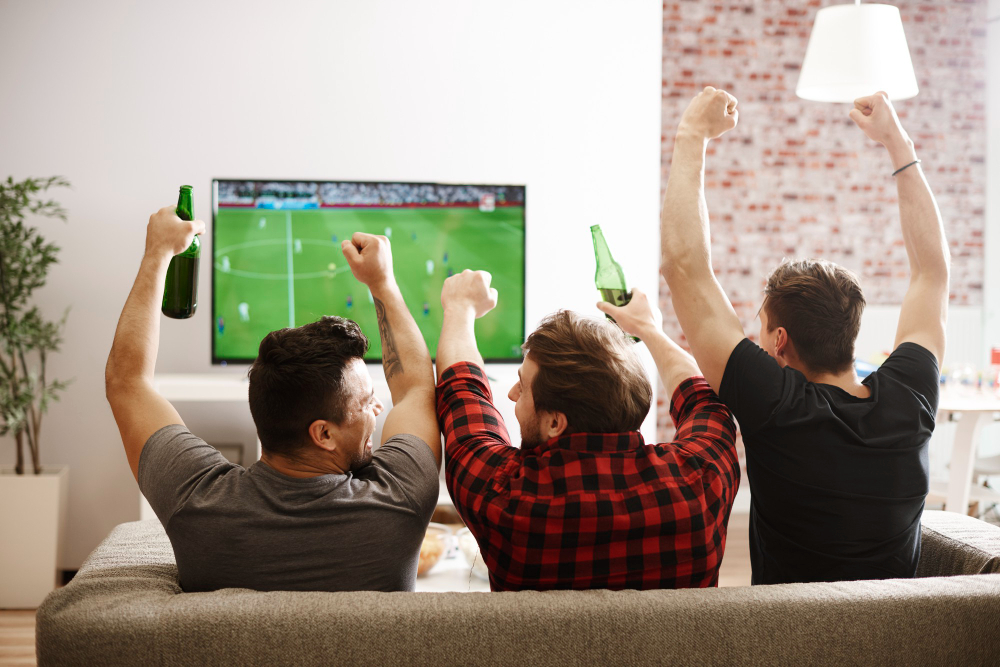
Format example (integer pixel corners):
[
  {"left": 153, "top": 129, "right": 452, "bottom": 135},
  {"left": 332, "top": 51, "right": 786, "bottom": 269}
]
[
  {"left": 718, "top": 510, "right": 753, "bottom": 587},
  {"left": 1, "top": 513, "right": 754, "bottom": 665},
  {"left": 0, "top": 610, "right": 36, "bottom": 666}
]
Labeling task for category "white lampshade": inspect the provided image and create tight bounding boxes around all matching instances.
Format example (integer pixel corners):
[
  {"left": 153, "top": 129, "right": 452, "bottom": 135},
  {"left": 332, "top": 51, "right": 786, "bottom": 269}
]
[{"left": 796, "top": 3, "right": 918, "bottom": 103}]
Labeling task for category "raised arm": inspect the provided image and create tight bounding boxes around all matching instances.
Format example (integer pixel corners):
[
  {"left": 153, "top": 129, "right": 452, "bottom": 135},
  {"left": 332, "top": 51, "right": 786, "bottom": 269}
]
[
  {"left": 661, "top": 87, "right": 747, "bottom": 392},
  {"left": 596, "top": 288, "right": 700, "bottom": 397},
  {"left": 340, "top": 233, "right": 440, "bottom": 466},
  {"left": 435, "top": 269, "right": 498, "bottom": 383},
  {"left": 106, "top": 206, "right": 205, "bottom": 481},
  {"left": 849, "top": 93, "right": 949, "bottom": 364}
]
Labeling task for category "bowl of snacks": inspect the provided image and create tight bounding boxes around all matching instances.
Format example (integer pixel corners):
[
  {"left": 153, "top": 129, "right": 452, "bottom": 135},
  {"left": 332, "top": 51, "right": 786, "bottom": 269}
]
[
  {"left": 456, "top": 527, "right": 490, "bottom": 581},
  {"left": 417, "top": 523, "right": 451, "bottom": 577}
]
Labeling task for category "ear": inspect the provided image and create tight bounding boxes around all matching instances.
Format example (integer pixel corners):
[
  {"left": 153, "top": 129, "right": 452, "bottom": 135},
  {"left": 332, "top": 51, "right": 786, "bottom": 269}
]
[
  {"left": 307, "top": 419, "right": 337, "bottom": 452},
  {"left": 541, "top": 411, "right": 569, "bottom": 440},
  {"left": 774, "top": 327, "right": 789, "bottom": 358}
]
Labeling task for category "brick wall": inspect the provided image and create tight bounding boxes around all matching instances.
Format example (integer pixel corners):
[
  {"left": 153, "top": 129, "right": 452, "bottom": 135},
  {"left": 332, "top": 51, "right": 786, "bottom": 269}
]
[{"left": 656, "top": 0, "right": 987, "bottom": 440}]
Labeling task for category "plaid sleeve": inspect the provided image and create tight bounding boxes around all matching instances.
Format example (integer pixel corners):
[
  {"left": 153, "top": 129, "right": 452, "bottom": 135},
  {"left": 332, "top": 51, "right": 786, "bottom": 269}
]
[
  {"left": 669, "top": 376, "right": 740, "bottom": 490},
  {"left": 435, "top": 362, "right": 517, "bottom": 520}
]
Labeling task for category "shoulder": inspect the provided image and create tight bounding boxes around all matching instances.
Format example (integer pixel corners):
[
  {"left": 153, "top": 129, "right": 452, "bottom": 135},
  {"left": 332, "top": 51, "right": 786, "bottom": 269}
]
[
  {"left": 873, "top": 341, "right": 941, "bottom": 407},
  {"left": 138, "top": 424, "right": 215, "bottom": 470},
  {"left": 369, "top": 433, "right": 440, "bottom": 499}
]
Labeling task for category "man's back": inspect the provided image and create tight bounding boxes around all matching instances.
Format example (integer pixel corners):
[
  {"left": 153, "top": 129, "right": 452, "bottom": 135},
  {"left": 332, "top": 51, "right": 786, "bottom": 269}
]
[
  {"left": 437, "top": 362, "right": 739, "bottom": 591},
  {"left": 720, "top": 340, "right": 938, "bottom": 584},
  {"left": 140, "top": 425, "right": 439, "bottom": 592}
]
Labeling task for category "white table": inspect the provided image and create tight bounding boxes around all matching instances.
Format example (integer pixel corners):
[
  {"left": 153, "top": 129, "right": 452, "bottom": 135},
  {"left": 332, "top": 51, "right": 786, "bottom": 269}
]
[{"left": 935, "top": 392, "right": 1000, "bottom": 513}]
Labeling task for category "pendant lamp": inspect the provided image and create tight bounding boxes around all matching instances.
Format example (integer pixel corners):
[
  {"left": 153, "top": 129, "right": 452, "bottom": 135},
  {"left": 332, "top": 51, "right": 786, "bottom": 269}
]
[{"left": 796, "top": 1, "right": 919, "bottom": 102}]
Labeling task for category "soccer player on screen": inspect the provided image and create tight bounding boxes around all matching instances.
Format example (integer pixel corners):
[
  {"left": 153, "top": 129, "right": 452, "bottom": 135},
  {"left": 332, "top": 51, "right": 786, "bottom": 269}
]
[
  {"left": 106, "top": 219, "right": 442, "bottom": 592},
  {"left": 435, "top": 271, "right": 740, "bottom": 591},
  {"left": 661, "top": 87, "right": 948, "bottom": 584}
]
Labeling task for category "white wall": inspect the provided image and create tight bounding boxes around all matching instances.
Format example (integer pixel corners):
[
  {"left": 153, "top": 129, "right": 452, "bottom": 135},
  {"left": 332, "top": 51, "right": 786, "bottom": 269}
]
[
  {"left": 987, "top": 0, "right": 1000, "bottom": 359},
  {"left": 0, "top": 0, "right": 663, "bottom": 567}
]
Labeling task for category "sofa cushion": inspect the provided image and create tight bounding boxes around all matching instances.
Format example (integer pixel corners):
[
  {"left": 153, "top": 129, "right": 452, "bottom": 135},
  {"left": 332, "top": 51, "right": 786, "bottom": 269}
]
[{"left": 917, "top": 509, "right": 1000, "bottom": 577}]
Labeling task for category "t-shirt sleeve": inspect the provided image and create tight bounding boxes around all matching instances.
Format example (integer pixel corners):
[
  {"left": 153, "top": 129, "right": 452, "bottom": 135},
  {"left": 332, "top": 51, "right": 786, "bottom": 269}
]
[
  {"left": 718, "top": 338, "right": 798, "bottom": 437},
  {"left": 137, "top": 424, "right": 235, "bottom": 525},
  {"left": 370, "top": 433, "right": 441, "bottom": 517},
  {"left": 668, "top": 376, "right": 739, "bottom": 480},
  {"left": 874, "top": 342, "right": 941, "bottom": 412}
]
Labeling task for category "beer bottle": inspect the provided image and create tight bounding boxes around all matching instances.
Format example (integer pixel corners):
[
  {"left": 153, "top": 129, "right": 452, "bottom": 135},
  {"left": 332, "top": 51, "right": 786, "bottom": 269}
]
[
  {"left": 591, "top": 224, "right": 637, "bottom": 340},
  {"left": 162, "top": 185, "right": 200, "bottom": 319}
]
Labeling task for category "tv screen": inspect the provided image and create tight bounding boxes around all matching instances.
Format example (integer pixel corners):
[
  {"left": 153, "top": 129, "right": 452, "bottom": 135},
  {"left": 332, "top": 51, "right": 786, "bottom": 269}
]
[{"left": 211, "top": 179, "right": 526, "bottom": 364}]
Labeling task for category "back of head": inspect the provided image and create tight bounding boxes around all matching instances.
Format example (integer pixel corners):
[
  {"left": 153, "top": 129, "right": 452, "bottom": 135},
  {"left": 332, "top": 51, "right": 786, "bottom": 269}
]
[
  {"left": 763, "top": 259, "right": 866, "bottom": 375},
  {"left": 522, "top": 310, "right": 651, "bottom": 433},
  {"left": 247, "top": 316, "right": 369, "bottom": 456}
]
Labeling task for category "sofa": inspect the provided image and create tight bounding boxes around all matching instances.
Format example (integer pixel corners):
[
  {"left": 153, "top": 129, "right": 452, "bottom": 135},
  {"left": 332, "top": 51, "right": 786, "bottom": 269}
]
[{"left": 36, "top": 510, "right": 1000, "bottom": 666}]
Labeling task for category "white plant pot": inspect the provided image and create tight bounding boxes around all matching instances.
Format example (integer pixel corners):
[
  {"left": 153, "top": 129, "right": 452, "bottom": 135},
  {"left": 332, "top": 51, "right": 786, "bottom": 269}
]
[{"left": 0, "top": 465, "right": 69, "bottom": 609}]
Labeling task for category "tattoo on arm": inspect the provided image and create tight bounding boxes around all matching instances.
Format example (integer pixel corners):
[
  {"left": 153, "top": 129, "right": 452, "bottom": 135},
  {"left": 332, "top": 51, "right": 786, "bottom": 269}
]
[{"left": 373, "top": 297, "right": 403, "bottom": 380}]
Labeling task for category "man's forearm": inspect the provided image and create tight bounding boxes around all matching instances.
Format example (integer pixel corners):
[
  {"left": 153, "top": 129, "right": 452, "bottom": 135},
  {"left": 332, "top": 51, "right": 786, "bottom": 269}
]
[
  {"left": 638, "top": 325, "right": 701, "bottom": 397},
  {"left": 106, "top": 254, "right": 170, "bottom": 391},
  {"left": 661, "top": 134, "right": 713, "bottom": 278},
  {"left": 436, "top": 306, "right": 484, "bottom": 384},
  {"left": 888, "top": 139, "right": 949, "bottom": 280},
  {"left": 369, "top": 282, "right": 433, "bottom": 400}
]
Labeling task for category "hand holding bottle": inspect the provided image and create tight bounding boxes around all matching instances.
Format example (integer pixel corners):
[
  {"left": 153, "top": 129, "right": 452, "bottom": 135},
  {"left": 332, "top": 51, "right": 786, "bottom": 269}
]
[
  {"left": 596, "top": 288, "right": 662, "bottom": 339},
  {"left": 145, "top": 205, "right": 205, "bottom": 261}
]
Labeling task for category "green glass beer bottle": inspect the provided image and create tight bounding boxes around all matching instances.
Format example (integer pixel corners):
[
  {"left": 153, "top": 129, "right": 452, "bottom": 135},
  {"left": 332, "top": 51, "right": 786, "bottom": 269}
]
[
  {"left": 591, "top": 224, "right": 636, "bottom": 340},
  {"left": 162, "top": 185, "right": 200, "bottom": 319}
]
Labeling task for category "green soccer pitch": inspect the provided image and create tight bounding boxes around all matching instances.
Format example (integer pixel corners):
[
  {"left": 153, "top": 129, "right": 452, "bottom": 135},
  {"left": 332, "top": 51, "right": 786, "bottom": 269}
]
[{"left": 212, "top": 205, "right": 525, "bottom": 362}]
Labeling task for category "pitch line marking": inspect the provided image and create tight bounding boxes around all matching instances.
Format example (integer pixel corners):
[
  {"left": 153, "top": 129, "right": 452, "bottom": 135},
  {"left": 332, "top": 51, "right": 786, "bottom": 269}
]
[{"left": 286, "top": 212, "right": 295, "bottom": 327}]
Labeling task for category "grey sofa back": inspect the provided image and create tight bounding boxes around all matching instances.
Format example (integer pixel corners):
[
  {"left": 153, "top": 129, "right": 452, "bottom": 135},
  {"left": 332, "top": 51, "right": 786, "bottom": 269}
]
[{"left": 37, "top": 512, "right": 1000, "bottom": 666}]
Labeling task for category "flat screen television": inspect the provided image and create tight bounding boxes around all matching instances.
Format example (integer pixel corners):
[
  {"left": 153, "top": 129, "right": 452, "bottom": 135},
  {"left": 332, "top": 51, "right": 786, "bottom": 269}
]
[{"left": 211, "top": 179, "right": 526, "bottom": 364}]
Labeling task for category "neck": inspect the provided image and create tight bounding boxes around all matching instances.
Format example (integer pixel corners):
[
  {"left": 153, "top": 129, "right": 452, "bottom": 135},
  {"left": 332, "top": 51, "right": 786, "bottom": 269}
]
[
  {"left": 259, "top": 450, "right": 345, "bottom": 477},
  {"left": 803, "top": 367, "right": 870, "bottom": 398}
]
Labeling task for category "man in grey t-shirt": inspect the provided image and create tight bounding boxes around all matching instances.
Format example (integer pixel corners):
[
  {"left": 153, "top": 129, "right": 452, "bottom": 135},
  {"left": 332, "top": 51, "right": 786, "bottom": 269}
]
[{"left": 105, "top": 206, "right": 441, "bottom": 592}]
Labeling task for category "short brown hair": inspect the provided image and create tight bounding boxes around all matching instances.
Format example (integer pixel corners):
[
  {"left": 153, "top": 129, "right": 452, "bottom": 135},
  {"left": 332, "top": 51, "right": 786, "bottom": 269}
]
[
  {"left": 522, "top": 310, "right": 651, "bottom": 433},
  {"left": 248, "top": 316, "right": 369, "bottom": 456},
  {"left": 763, "top": 259, "right": 865, "bottom": 375}
]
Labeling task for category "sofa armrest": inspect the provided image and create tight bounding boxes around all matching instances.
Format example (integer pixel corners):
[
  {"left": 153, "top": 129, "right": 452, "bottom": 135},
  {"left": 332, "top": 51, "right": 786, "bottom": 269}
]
[{"left": 918, "top": 510, "right": 1000, "bottom": 577}]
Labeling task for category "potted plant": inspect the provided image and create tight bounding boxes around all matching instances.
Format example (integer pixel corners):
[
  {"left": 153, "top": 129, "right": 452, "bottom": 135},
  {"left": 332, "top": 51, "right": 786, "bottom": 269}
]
[{"left": 0, "top": 176, "right": 72, "bottom": 608}]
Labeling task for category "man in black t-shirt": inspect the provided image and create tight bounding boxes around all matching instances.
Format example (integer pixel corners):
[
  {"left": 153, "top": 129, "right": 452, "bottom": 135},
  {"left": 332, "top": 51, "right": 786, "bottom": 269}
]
[{"left": 659, "top": 87, "right": 948, "bottom": 584}]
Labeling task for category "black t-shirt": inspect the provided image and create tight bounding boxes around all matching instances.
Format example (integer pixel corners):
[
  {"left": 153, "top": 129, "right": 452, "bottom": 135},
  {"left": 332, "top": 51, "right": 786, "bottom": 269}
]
[{"left": 719, "top": 339, "right": 939, "bottom": 585}]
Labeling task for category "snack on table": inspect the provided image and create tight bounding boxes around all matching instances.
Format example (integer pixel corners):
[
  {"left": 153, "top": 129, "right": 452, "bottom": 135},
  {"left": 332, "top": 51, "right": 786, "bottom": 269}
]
[{"left": 417, "top": 523, "right": 450, "bottom": 576}]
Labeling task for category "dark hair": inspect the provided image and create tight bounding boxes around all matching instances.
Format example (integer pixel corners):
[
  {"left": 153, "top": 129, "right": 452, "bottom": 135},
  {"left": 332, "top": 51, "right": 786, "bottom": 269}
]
[
  {"left": 247, "top": 316, "right": 369, "bottom": 456},
  {"left": 522, "top": 310, "right": 651, "bottom": 433},
  {"left": 763, "top": 259, "right": 866, "bottom": 375}
]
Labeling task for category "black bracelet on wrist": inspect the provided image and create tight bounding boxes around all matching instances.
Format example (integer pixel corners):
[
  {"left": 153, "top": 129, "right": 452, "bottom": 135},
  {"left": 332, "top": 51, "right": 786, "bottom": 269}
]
[{"left": 892, "top": 159, "right": 921, "bottom": 177}]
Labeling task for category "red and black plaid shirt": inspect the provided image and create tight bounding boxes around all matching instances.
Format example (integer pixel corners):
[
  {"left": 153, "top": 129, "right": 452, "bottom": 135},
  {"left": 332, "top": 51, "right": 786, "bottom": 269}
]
[{"left": 436, "top": 362, "right": 739, "bottom": 592}]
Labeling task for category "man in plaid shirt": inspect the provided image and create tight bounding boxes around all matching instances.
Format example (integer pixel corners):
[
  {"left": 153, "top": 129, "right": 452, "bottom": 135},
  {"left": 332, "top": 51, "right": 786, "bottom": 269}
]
[{"left": 435, "top": 272, "right": 739, "bottom": 591}]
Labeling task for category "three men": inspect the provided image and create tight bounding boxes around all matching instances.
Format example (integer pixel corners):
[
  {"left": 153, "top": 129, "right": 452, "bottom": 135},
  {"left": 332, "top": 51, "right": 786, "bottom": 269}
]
[
  {"left": 435, "top": 272, "right": 739, "bottom": 590},
  {"left": 660, "top": 87, "right": 947, "bottom": 583},
  {"left": 106, "top": 217, "right": 440, "bottom": 592},
  {"left": 107, "top": 86, "right": 946, "bottom": 593}
]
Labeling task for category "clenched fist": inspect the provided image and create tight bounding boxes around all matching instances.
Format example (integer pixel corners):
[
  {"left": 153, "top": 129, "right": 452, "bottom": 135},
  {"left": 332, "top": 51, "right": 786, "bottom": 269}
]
[
  {"left": 849, "top": 92, "right": 910, "bottom": 147},
  {"left": 341, "top": 232, "right": 395, "bottom": 289},
  {"left": 441, "top": 269, "right": 498, "bottom": 318},
  {"left": 145, "top": 206, "right": 205, "bottom": 260},
  {"left": 677, "top": 86, "right": 739, "bottom": 141}
]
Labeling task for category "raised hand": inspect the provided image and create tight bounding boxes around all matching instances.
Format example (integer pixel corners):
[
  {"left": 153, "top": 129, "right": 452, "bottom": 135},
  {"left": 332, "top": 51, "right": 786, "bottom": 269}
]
[
  {"left": 677, "top": 86, "right": 739, "bottom": 141},
  {"left": 441, "top": 269, "right": 498, "bottom": 318},
  {"left": 341, "top": 232, "right": 394, "bottom": 289},
  {"left": 144, "top": 206, "right": 205, "bottom": 260},
  {"left": 596, "top": 288, "right": 662, "bottom": 339},
  {"left": 848, "top": 91, "right": 910, "bottom": 148}
]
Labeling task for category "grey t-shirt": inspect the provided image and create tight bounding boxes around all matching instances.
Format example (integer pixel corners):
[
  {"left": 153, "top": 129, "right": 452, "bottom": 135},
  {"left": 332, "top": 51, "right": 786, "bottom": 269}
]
[{"left": 138, "top": 424, "right": 439, "bottom": 593}]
